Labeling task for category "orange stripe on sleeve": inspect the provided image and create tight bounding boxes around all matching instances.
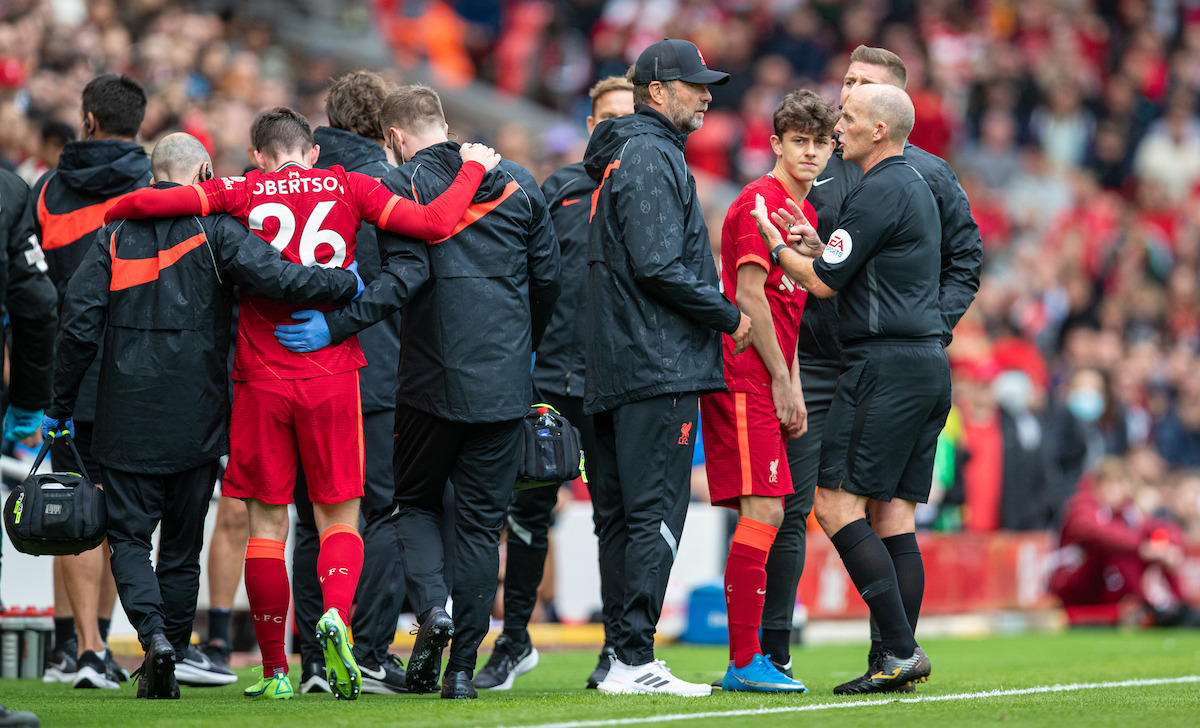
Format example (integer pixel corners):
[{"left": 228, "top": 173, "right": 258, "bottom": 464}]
[
  {"left": 378, "top": 195, "right": 400, "bottom": 231},
  {"left": 246, "top": 537, "right": 286, "bottom": 560},
  {"left": 731, "top": 517, "right": 778, "bottom": 552},
  {"left": 735, "top": 253, "right": 770, "bottom": 271},
  {"left": 190, "top": 184, "right": 210, "bottom": 215},
  {"left": 735, "top": 392, "right": 753, "bottom": 496},
  {"left": 320, "top": 524, "right": 361, "bottom": 546}
]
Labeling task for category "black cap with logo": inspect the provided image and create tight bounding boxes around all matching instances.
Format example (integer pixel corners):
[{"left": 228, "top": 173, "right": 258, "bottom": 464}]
[{"left": 632, "top": 39, "right": 730, "bottom": 86}]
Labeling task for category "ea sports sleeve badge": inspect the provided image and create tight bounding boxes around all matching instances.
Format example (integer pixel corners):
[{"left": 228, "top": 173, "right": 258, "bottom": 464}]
[{"left": 823, "top": 228, "right": 853, "bottom": 265}]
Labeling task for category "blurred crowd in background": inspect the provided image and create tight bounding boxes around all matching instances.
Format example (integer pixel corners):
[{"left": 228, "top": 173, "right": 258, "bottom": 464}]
[{"left": 2, "top": 0, "right": 1199, "bottom": 549}]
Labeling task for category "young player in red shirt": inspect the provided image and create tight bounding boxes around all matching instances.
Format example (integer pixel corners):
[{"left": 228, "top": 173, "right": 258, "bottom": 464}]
[
  {"left": 702, "top": 90, "right": 838, "bottom": 692},
  {"left": 105, "top": 107, "right": 500, "bottom": 700}
]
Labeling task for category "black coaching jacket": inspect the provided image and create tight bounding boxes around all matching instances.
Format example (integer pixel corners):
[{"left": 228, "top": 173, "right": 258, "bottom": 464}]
[
  {"left": 49, "top": 187, "right": 360, "bottom": 474},
  {"left": 325, "top": 141, "right": 561, "bottom": 424},
  {"left": 531, "top": 162, "right": 593, "bottom": 400},
  {"left": 313, "top": 125, "right": 401, "bottom": 414},
  {"left": 1, "top": 168, "right": 57, "bottom": 414},
  {"left": 33, "top": 139, "right": 152, "bottom": 422},
  {"left": 583, "top": 106, "right": 740, "bottom": 415}
]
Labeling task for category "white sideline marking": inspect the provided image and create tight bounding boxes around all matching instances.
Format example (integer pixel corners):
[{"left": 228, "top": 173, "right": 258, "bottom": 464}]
[{"left": 496, "top": 675, "right": 1200, "bottom": 728}]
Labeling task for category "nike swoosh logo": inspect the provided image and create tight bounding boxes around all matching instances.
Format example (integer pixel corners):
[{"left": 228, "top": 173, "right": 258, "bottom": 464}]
[
  {"left": 361, "top": 666, "right": 386, "bottom": 680},
  {"left": 756, "top": 588, "right": 767, "bottom": 594},
  {"left": 185, "top": 655, "right": 213, "bottom": 670},
  {"left": 812, "top": 178, "right": 834, "bottom": 186}
]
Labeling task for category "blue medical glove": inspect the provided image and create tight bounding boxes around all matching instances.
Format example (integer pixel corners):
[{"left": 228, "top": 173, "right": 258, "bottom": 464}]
[
  {"left": 274, "top": 310, "right": 332, "bottom": 353},
  {"left": 4, "top": 405, "right": 43, "bottom": 442},
  {"left": 40, "top": 414, "right": 75, "bottom": 441},
  {"left": 347, "top": 260, "right": 364, "bottom": 300}
]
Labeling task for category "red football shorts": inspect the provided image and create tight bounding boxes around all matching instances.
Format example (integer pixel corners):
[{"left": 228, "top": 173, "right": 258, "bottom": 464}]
[
  {"left": 223, "top": 370, "right": 365, "bottom": 505},
  {"left": 700, "top": 389, "right": 792, "bottom": 509}
]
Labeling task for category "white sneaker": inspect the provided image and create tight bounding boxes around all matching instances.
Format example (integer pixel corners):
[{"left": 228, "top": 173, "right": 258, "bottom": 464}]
[
  {"left": 596, "top": 656, "right": 711, "bottom": 697},
  {"left": 73, "top": 649, "right": 119, "bottom": 689}
]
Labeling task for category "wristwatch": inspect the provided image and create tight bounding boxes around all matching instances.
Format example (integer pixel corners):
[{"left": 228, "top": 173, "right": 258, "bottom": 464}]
[{"left": 769, "top": 242, "right": 788, "bottom": 267}]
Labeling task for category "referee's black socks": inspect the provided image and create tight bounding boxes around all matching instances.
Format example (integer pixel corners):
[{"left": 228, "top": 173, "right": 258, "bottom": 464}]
[
  {"left": 882, "top": 532, "right": 923, "bottom": 636},
  {"left": 830, "top": 520, "right": 918, "bottom": 659}
]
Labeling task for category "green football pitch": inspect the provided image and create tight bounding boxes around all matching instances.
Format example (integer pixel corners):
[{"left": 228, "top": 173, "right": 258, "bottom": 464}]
[{"left": 5, "top": 630, "right": 1199, "bottom": 728}]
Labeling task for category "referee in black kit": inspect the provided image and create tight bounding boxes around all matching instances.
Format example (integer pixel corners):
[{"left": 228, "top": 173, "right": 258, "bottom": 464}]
[
  {"left": 753, "top": 83, "right": 946, "bottom": 694},
  {"left": 761, "top": 45, "right": 981, "bottom": 683}
]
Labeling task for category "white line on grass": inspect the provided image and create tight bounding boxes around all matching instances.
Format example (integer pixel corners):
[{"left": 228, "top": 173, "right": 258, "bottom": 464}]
[{"left": 497, "top": 675, "right": 1200, "bottom": 728}]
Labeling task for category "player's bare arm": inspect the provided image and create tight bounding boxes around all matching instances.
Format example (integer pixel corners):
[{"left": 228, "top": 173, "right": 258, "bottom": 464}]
[
  {"left": 735, "top": 262, "right": 795, "bottom": 428},
  {"left": 788, "top": 348, "right": 807, "bottom": 439},
  {"left": 750, "top": 194, "right": 836, "bottom": 299}
]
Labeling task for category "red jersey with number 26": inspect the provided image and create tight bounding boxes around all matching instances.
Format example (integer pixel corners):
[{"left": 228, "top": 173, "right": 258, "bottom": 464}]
[
  {"left": 195, "top": 163, "right": 395, "bottom": 381},
  {"left": 719, "top": 174, "right": 817, "bottom": 394}
]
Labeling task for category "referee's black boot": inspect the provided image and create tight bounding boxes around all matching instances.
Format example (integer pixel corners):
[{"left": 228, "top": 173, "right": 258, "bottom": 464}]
[
  {"left": 833, "top": 647, "right": 929, "bottom": 695},
  {"left": 440, "top": 670, "right": 478, "bottom": 699},
  {"left": 406, "top": 606, "right": 454, "bottom": 694},
  {"left": 138, "top": 633, "right": 180, "bottom": 700}
]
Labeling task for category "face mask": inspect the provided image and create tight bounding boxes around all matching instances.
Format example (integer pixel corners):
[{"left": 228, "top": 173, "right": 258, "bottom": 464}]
[
  {"left": 1068, "top": 387, "right": 1105, "bottom": 422},
  {"left": 993, "top": 370, "right": 1033, "bottom": 415}
]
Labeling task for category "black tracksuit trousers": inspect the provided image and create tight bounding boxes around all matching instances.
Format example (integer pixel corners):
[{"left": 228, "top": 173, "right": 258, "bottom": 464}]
[
  {"left": 392, "top": 403, "right": 522, "bottom": 675},
  {"left": 762, "top": 363, "right": 838, "bottom": 632},
  {"left": 589, "top": 392, "right": 699, "bottom": 666},
  {"left": 104, "top": 461, "right": 219, "bottom": 655},
  {"left": 292, "top": 409, "right": 400, "bottom": 666},
  {"left": 500, "top": 393, "right": 605, "bottom": 647}
]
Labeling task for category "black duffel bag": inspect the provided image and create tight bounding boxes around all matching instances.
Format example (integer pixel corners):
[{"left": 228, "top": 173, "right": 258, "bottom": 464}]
[
  {"left": 3, "top": 433, "right": 107, "bottom": 555},
  {"left": 515, "top": 397, "right": 585, "bottom": 491}
]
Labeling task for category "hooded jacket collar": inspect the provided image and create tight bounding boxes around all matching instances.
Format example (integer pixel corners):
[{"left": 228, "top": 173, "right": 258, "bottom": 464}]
[
  {"left": 56, "top": 140, "right": 151, "bottom": 197},
  {"left": 313, "top": 126, "right": 388, "bottom": 173},
  {"left": 583, "top": 105, "right": 686, "bottom": 184},
  {"left": 409, "top": 140, "right": 512, "bottom": 203}
]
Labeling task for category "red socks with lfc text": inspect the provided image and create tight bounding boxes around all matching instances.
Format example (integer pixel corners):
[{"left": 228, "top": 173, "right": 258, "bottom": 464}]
[
  {"left": 725, "top": 517, "right": 778, "bottom": 669},
  {"left": 244, "top": 538, "right": 290, "bottom": 674},
  {"left": 317, "top": 524, "right": 364, "bottom": 619}
]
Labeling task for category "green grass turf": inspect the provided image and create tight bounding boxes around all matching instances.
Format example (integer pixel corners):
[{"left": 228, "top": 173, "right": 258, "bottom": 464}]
[{"left": 5, "top": 630, "right": 1199, "bottom": 728}]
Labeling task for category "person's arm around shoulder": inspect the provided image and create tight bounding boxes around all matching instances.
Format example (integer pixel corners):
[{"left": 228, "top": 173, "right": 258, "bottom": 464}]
[
  {"left": 104, "top": 177, "right": 237, "bottom": 224},
  {"left": 615, "top": 142, "right": 751, "bottom": 351},
  {"left": 213, "top": 216, "right": 361, "bottom": 304},
  {"left": 523, "top": 172, "right": 561, "bottom": 350},
  {"left": 47, "top": 229, "right": 112, "bottom": 423}
]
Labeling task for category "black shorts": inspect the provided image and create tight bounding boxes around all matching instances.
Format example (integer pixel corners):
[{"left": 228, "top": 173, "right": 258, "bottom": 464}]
[
  {"left": 817, "top": 340, "right": 950, "bottom": 503},
  {"left": 50, "top": 421, "right": 102, "bottom": 483}
]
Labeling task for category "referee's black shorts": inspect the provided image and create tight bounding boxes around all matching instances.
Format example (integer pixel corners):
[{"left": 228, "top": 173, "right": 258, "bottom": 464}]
[{"left": 817, "top": 339, "right": 951, "bottom": 504}]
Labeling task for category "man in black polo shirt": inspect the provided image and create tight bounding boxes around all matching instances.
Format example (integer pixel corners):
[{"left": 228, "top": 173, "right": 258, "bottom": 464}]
[
  {"left": 753, "top": 83, "right": 946, "bottom": 694},
  {"left": 762, "top": 45, "right": 981, "bottom": 680}
]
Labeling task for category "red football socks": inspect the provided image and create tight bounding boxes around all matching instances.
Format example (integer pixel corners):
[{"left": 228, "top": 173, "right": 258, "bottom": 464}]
[
  {"left": 244, "top": 537, "right": 290, "bottom": 673},
  {"left": 725, "top": 517, "right": 778, "bottom": 669},
  {"left": 318, "top": 524, "right": 364, "bottom": 620}
]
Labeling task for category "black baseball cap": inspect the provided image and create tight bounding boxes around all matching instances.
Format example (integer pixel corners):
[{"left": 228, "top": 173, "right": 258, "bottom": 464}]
[{"left": 632, "top": 39, "right": 730, "bottom": 86}]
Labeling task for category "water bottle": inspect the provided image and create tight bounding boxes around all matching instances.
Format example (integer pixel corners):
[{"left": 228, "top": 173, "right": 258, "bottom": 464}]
[
  {"left": 1, "top": 608, "right": 21, "bottom": 679},
  {"left": 21, "top": 607, "right": 43, "bottom": 679},
  {"left": 534, "top": 407, "right": 558, "bottom": 480}
]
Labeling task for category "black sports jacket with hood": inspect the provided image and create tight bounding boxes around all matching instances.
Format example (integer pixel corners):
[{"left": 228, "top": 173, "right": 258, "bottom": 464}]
[
  {"left": 325, "top": 142, "right": 561, "bottom": 424},
  {"left": 33, "top": 139, "right": 152, "bottom": 422},
  {"left": 582, "top": 106, "right": 740, "bottom": 415}
]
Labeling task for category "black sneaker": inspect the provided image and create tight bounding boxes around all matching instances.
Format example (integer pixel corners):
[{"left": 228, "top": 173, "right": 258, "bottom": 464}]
[
  {"left": 360, "top": 654, "right": 407, "bottom": 694},
  {"left": 199, "top": 640, "right": 232, "bottom": 672},
  {"left": 406, "top": 607, "right": 453, "bottom": 694},
  {"left": 0, "top": 704, "right": 39, "bottom": 728},
  {"left": 73, "top": 650, "right": 118, "bottom": 689},
  {"left": 42, "top": 640, "right": 77, "bottom": 684},
  {"left": 175, "top": 644, "right": 237, "bottom": 687},
  {"left": 440, "top": 670, "right": 477, "bottom": 700},
  {"left": 103, "top": 647, "right": 130, "bottom": 683},
  {"left": 136, "top": 633, "right": 179, "bottom": 700},
  {"left": 833, "top": 647, "right": 930, "bottom": 695},
  {"left": 299, "top": 661, "right": 332, "bottom": 694},
  {"left": 474, "top": 634, "right": 539, "bottom": 690},
  {"left": 768, "top": 655, "right": 792, "bottom": 678},
  {"left": 586, "top": 646, "right": 615, "bottom": 689}
]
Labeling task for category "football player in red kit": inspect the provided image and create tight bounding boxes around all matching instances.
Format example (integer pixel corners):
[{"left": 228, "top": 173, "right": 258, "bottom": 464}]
[
  {"left": 105, "top": 107, "right": 500, "bottom": 700},
  {"left": 701, "top": 90, "right": 838, "bottom": 692}
]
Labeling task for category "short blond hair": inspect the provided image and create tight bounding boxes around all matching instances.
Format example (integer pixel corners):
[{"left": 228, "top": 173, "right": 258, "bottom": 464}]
[
  {"left": 380, "top": 84, "right": 445, "bottom": 136},
  {"left": 589, "top": 76, "right": 634, "bottom": 115},
  {"left": 849, "top": 45, "right": 907, "bottom": 88}
]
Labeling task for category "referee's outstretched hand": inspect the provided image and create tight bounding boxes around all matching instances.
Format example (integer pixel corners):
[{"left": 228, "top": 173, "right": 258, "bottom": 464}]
[{"left": 772, "top": 198, "right": 823, "bottom": 258}]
